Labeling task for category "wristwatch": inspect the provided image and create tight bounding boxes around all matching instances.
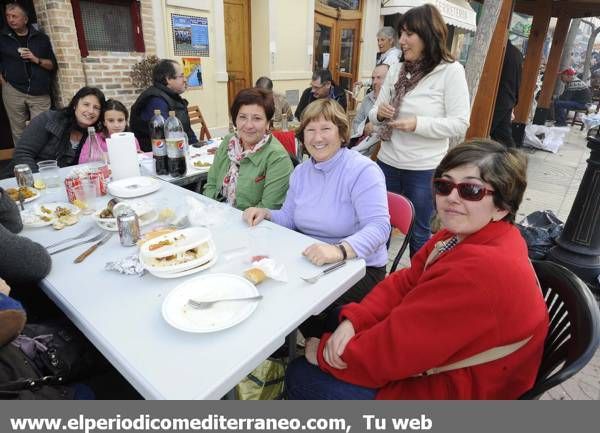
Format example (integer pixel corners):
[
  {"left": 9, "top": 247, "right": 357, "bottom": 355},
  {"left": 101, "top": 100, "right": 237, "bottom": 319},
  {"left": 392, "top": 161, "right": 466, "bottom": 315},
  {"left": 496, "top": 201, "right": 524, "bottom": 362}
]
[{"left": 336, "top": 243, "right": 347, "bottom": 260}]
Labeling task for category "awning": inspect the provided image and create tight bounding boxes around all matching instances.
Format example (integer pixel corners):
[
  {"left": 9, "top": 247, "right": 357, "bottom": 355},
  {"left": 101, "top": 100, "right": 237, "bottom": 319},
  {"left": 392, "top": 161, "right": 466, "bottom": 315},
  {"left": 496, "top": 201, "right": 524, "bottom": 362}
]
[{"left": 380, "top": 0, "right": 477, "bottom": 32}]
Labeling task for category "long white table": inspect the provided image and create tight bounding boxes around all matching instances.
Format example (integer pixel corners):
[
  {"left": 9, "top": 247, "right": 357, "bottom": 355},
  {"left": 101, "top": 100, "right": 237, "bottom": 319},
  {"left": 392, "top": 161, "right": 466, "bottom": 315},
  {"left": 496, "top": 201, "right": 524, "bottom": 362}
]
[{"left": 0, "top": 169, "right": 365, "bottom": 399}]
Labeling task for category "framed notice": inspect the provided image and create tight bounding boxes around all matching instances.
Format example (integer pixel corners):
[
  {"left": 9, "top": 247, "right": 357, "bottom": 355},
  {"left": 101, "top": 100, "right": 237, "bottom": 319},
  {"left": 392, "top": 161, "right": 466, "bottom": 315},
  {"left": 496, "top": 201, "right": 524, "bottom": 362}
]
[
  {"left": 182, "top": 57, "right": 203, "bottom": 88},
  {"left": 171, "top": 14, "right": 209, "bottom": 56}
]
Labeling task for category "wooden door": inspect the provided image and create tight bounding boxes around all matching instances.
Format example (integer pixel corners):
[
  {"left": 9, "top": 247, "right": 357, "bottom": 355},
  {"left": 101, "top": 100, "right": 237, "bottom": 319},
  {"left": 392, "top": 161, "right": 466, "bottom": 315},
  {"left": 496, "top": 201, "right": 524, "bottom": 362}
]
[
  {"left": 314, "top": 13, "right": 360, "bottom": 92},
  {"left": 336, "top": 19, "right": 360, "bottom": 92},
  {"left": 224, "top": 0, "right": 252, "bottom": 109}
]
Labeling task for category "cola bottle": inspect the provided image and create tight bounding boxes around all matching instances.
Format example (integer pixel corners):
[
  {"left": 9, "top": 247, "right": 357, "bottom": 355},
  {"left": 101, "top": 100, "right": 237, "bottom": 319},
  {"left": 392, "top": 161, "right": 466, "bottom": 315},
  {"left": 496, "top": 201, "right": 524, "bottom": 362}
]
[
  {"left": 166, "top": 136, "right": 187, "bottom": 177},
  {"left": 149, "top": 109, "right": 168, "bottom": 175},
  {"left": 164, "top": 110, "right": 188, "bottom": 154}
]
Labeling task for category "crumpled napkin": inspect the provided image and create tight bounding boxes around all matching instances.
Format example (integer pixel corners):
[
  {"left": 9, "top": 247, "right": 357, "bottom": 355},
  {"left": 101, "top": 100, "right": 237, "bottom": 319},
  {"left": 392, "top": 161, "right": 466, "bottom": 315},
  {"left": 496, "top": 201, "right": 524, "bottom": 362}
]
[
  {"left": 246, "top": 258, "right": 288, "bottom": 283},
  {"left": 105, "top": 254, "right": 145, "bottom": 276}
]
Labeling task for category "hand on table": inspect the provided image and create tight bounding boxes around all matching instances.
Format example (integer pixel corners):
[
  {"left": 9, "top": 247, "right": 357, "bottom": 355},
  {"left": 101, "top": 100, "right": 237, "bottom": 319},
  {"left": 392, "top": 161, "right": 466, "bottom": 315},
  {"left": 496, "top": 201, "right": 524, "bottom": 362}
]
[
  {"left": 242, "top": 207, "right": 271, "bottom": 226},
  {"left": 323, "top": 319, "right": 355, "bottom": 369},
  {"left": 304, "top": 337, "right": 320, "bottom": 366},
  {"left": 303, "top": 243, "right": 342, "bottom": 266}
]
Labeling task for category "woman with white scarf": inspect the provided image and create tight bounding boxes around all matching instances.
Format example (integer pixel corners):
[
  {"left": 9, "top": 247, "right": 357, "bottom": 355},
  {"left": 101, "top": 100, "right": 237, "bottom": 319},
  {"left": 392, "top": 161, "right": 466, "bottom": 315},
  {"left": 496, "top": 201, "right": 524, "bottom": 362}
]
[{"left": 203, "top": 88, "right": 293, "bottom": 210}]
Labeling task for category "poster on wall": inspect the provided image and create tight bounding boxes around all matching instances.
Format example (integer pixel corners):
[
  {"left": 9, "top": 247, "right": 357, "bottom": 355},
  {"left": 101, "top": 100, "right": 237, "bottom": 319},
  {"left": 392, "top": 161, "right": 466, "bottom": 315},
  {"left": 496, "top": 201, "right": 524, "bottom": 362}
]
[
  {"left": 171, "top": 14, "right": 209, "bottom": 56},
  {"left": 182, "top": 57, "right": 203, "bottom": 88}
]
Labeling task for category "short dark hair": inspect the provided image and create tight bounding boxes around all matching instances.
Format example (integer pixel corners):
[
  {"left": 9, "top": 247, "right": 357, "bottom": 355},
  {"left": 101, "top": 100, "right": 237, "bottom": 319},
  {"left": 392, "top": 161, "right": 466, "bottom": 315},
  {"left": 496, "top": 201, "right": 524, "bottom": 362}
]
[
  {"left": 434, "top": 139, "right": 528, "bottom": 223},
  {"left": 255, "top": 76, "right": 273, "bottom": 90},
  {"left": 152, "top": 59, "right": 179, "bottom": 86},
  {"left": 398, "top": 4, "right": 454, "bottom": 75},
  {"left": 63, "top": 86, "right": 106, "bottom": 129},
  {"left": 230, "top": 88, "right": 275, "bottom": 123},
  {"left": 312, "top": 69, "right": 332, "bottom": 84}
]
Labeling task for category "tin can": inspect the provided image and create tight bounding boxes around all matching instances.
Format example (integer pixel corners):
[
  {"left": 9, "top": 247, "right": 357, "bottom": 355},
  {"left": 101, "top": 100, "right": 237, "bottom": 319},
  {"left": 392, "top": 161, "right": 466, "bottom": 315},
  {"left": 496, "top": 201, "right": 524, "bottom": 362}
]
[
  {"left": 117, "top": 209, "right": 140, "bottom": 247},
  {"left": 64, "top": 176, "right": 82, "bottom": 203},
  {"left": 14, "top": 164, "right": 34, "bottom": 187}
]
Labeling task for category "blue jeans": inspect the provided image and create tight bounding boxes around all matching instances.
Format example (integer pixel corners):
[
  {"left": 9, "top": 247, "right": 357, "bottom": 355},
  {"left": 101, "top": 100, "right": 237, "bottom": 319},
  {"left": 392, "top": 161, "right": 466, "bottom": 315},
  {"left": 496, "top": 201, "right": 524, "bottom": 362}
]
[
  {"left": 377, "top": 160, "right": 434, "bottom": 255},
  {"left": 554, "top": 100, "right": 587, "bottom": 125},
  {"left": 285, "top": 357, "right": 377, "bottom": 400}
]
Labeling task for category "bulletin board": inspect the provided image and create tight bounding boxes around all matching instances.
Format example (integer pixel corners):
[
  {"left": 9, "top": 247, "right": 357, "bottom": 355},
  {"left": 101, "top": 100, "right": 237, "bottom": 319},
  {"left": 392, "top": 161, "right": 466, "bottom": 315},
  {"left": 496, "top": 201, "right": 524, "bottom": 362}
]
[{"left": 171, "top": 14, "right": 209, "bottom": 56}]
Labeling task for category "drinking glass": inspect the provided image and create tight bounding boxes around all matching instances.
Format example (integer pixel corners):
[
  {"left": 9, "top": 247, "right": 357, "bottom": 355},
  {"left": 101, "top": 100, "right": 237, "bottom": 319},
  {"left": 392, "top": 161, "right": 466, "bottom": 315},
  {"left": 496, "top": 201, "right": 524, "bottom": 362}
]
[
  {"left": 37, "top": 160, "right": 61, "bottom": 188},
  {"left": 73, "top": 178, "right": 98, "bottom": 215}
]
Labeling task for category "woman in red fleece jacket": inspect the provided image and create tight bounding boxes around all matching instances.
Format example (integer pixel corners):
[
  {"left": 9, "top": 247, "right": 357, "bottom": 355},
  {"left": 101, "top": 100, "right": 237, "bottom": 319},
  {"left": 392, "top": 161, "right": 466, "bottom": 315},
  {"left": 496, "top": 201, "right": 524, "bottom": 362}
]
[{"left": 285, "top": 139, "right": 549, "bottom": 400}]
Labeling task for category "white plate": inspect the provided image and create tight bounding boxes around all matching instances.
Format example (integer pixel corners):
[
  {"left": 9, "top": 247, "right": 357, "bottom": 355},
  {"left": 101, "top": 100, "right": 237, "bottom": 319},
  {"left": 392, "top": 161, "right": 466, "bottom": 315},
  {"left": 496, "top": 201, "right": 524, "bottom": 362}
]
[
  {"left": 92, "top": 200, "right": 157, "bottom": 231},
  {"left": 142, "top": 239, "right": 216, "bottom": 274},
  {"left": 107, "top": 176, "right": 161, "bottom": 198},
  {"left": 148, "top": 254, "right": 218, "bottom": 279},
  {"left": 161, "top": 273, "right": 259, "bottom": 332},
  {"left": 21, "top": 202, "right": 80, "bottom": 228},
  {"left": 6, "top": 187, "right": 40, "bottom": 203}
]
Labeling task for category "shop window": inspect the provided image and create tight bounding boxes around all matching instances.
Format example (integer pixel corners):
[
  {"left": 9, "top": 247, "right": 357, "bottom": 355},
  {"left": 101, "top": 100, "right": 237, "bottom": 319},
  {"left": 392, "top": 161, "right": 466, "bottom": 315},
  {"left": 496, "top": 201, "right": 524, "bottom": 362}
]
[
  {"left": 318, "top": 0, "right": 360, "bottom": 10},
  {"left": 71, "top": 0, "right": 144, "bottom": 57}
]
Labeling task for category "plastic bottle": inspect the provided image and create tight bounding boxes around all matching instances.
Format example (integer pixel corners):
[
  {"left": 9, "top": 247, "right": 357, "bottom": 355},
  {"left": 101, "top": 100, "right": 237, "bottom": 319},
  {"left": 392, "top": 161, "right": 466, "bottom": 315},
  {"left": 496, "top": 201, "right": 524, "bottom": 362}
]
[
  {"left": 149, "top": 109, "right": 168, "bottom": 175},
  {"left": 86, "top": 126, "right": 110, "bottom": 185},
  {"left": 165, "top": 111, "right": 187, "bottom": 177}
]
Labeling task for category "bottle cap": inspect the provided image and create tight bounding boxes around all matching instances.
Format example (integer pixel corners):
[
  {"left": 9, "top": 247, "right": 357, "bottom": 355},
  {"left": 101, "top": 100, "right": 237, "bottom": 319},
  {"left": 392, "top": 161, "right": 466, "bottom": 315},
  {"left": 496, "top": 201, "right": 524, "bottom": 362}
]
[
  {"left": 154, "top": 109, "right": 161, "bottom": 115},
  {"left": 168, "top": 110, "right": 176, "bottom": 116}
]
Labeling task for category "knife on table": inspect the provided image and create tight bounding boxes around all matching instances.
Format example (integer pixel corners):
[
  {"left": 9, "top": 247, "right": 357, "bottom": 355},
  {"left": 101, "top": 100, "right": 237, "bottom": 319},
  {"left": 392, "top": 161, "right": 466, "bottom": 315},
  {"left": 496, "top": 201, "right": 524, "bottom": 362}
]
[
  {"left": 73, "top": 233, "right": 112, "bottom": 264},
  {"left": 49, "top": 232, "right": 106, "bottom": 255}
]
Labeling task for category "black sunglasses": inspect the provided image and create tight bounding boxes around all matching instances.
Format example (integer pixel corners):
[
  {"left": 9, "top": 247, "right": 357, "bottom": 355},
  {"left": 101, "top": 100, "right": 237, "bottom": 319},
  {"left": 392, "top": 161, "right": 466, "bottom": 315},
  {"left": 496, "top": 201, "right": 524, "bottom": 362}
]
[{"left": 433, "top": 178, "right": 494, "bottom": 201}]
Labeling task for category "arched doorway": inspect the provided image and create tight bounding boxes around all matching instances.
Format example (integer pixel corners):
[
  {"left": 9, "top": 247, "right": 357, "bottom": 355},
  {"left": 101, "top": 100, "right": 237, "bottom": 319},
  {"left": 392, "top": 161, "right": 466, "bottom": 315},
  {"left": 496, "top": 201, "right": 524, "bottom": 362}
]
[{"left": 313, "top": 1, "right": 362, "bottom": 91}]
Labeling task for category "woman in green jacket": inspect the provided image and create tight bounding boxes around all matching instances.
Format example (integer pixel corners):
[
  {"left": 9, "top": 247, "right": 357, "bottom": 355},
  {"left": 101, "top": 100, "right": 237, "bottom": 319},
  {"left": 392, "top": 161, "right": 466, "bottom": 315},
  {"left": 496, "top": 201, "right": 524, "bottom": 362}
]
[{"left": 203, "top": 88, "right": 293, "bottom": 210}]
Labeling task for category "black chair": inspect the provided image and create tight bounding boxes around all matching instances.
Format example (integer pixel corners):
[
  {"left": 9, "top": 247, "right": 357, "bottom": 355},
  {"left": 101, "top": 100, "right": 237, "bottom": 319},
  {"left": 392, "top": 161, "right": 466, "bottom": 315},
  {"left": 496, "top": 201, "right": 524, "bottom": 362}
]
[{"left": 519, "top": 260, "right": 600, "bottom": 399}]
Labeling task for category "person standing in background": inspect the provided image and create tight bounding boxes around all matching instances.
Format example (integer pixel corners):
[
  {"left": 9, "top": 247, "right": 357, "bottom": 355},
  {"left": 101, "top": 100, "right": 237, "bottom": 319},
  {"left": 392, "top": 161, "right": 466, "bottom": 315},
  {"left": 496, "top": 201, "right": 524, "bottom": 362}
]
[
  {"left": 0, "top": 3, "right": 57, "bottom": 144},
  {"left": 490, "top": 40, "right": 523, "bottom": 148}
]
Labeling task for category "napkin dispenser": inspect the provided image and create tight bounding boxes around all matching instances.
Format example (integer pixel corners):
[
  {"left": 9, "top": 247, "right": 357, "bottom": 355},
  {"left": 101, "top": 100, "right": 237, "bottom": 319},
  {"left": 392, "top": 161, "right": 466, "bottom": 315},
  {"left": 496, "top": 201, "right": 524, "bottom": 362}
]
[{"left": 107, "top": 132, "right": 140, "bottom": 180}]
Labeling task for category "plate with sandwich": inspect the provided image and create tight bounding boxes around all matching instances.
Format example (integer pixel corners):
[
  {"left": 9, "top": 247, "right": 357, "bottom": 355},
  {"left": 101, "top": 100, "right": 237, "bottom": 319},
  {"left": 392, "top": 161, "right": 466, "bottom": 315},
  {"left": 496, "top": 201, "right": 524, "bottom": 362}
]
[
  {"left": 139, "top": 227, "right": 217, "bottom": 278},
  {"left": 161, "top": 273, "right": 260, "bottom": 332}
]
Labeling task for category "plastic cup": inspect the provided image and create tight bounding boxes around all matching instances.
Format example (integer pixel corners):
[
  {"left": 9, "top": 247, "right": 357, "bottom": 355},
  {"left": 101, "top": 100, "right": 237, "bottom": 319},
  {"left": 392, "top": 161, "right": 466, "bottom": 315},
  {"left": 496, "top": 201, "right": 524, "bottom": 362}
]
[
  {"left": 37, "top": 160, "right": 61, "bottom": 188},
  {"left": 73, "top": 178, "right": 97, "bottom": 215}
]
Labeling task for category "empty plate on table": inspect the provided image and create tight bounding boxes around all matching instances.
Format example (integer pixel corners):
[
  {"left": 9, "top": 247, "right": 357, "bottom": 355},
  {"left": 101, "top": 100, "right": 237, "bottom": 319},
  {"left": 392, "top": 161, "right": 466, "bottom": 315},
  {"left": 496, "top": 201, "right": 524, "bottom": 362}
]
[
  {"left": 162, "top": 273, "right": 260, "bottom": 333},
  {"left": 21, "top": 202, "right": 80, "bottom": 228},
  {"left": 107, "top": 176, "right": 161, "bottom": 198}
]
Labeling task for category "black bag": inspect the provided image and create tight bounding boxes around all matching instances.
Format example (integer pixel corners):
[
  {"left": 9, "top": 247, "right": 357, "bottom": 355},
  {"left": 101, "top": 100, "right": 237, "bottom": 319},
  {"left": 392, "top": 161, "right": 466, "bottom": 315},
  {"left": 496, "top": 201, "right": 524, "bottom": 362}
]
[
  {"left": 517, "top": 210, "right": 564, "bottom": 259},
  {"left": 0, "top": 320, "right": 108, "bottom": 400}
]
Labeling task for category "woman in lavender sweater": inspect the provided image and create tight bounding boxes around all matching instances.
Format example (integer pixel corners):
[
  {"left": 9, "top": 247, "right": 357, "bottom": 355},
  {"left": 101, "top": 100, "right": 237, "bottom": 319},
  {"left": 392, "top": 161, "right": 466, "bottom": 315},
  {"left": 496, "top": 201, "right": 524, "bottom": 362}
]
[{"left": 243, "top": 99, "right": 391, "bottom": 337}]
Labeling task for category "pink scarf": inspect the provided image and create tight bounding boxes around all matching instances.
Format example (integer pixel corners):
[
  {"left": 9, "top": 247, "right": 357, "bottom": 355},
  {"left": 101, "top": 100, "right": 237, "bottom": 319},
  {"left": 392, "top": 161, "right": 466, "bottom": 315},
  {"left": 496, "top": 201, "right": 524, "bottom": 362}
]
[
  {"left": 221, "top": 133, "right": 270, "bottom": 206},
  {"left": 379, "top": 59, "right": 427, "bottom": 141}
]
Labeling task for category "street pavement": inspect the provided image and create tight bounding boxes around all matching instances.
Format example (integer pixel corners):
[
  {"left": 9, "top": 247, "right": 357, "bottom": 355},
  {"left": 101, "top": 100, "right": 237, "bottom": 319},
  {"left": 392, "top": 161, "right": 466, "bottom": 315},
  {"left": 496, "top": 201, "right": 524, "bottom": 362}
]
[{"left": 387, "top": 126, "right": 599, "bottom": 400}]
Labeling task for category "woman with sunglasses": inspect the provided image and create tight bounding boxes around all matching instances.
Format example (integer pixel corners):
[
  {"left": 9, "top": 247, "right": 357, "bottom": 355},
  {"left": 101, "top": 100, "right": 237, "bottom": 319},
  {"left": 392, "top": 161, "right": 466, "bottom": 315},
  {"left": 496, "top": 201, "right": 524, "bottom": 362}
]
[
  {"left": 285, "top": 139, "right": 549, "bottom": 400},
  {"left": 369, "top": 4, "right": 470, "bottom": 255}
]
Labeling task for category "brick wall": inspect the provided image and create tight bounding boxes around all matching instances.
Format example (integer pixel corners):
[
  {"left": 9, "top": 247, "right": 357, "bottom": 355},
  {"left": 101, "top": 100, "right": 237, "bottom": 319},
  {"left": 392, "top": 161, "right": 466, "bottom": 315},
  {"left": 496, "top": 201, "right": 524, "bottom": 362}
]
[{"left": 32, "top": 0, "right": 157, "bottom": 110}]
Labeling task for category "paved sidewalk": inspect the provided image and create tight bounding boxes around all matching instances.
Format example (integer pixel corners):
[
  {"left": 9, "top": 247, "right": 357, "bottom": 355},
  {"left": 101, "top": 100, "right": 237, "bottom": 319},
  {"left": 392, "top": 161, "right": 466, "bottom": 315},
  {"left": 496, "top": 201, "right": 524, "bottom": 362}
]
[{"left": 387, "top": 126, "right": 600, "bottom": 400}]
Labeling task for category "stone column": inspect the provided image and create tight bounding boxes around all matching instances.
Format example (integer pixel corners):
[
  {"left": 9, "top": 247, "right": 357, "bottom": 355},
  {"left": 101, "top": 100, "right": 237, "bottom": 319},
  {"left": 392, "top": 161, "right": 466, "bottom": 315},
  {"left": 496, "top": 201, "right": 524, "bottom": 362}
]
[{"left": 547, "top": 133, "right": 600, "bottom": 292}]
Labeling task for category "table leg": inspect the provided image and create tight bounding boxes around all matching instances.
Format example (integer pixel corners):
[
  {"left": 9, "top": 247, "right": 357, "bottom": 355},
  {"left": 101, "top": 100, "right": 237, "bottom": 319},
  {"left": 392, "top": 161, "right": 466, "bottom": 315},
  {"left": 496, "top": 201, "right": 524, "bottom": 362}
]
[{"left": 286, "top": 329, "right": 297, "bottom": 362}]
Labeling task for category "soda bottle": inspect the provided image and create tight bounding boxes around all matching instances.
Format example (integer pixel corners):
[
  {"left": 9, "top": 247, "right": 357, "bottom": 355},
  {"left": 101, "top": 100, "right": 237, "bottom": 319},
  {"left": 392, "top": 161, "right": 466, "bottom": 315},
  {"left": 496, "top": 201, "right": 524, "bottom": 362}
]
[
  {"left": 166, "top": 137, "right": 187, "bottom": 177},
  {"left": 164, "top": 110, "right": 188, "bottom": 154},
  {"left": 149, "top": 109, "right": 168, "bottom": 175},
  {"left": 86, "top": 126, "right": 110, "bottom": 186}
]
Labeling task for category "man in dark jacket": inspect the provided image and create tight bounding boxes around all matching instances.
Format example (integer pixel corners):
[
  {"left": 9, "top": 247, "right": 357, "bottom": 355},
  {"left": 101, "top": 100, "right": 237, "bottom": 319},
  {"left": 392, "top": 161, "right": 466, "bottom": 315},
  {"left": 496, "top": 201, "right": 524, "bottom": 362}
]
[
  {"left": 0, "top": 3, "right": 57, "bottom": 144},
  {"left": 490, "top": 40, "right": 522, "bottom": 148},
  {"left": 130, "top": 59, "right": 198, "bottom": 152},
  {"left": 294, "top": 69, "right": 347, "bottom": 120},
  {"left": 553, "top": 67, "right": 592, "bottom": 126}
]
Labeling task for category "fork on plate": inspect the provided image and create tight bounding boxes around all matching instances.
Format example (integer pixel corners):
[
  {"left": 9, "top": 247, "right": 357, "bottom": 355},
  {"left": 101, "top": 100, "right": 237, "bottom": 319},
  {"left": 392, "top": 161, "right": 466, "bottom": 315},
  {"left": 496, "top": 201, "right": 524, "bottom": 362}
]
[{"left": 186, "top": 295, "right": 263, "bottom": 310}]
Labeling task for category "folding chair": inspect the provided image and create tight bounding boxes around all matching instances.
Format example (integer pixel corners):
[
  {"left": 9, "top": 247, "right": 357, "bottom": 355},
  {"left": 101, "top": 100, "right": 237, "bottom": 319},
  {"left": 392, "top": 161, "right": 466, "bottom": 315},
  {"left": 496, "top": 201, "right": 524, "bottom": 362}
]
[{"left": 387, "top": 192, "right": 415, "bottom": 273}]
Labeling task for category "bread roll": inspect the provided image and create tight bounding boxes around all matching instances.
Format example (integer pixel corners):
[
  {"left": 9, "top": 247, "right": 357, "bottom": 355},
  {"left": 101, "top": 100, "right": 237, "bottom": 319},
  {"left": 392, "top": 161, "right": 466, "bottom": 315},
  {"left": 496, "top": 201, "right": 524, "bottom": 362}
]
[{"left": 244, "top": 268, "right": 267, "bottom": 284}]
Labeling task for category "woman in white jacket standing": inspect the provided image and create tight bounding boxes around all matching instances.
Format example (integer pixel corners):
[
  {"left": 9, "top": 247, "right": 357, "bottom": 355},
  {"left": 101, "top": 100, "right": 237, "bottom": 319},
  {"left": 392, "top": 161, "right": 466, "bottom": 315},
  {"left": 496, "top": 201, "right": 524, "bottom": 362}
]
[{"left": 369, "top": 4, "right": 470, "bottom": 255}]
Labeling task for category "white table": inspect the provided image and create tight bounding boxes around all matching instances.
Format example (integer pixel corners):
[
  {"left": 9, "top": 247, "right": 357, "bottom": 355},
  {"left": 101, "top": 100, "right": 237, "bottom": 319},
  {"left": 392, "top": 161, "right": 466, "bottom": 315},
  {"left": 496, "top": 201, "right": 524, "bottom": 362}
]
[{"left": 0, "top": 172, "right": 365, "bottom": 399}]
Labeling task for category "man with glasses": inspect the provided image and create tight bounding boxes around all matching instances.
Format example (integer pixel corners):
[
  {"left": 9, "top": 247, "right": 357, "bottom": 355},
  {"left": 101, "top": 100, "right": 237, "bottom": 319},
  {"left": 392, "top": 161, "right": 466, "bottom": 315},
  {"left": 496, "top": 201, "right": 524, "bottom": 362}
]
[
  {"left": 130, "top": 59, "right": 198, "bottom": 151},
  {"left": 294, "top": 69, "right": 347, "bottom": 120}
]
